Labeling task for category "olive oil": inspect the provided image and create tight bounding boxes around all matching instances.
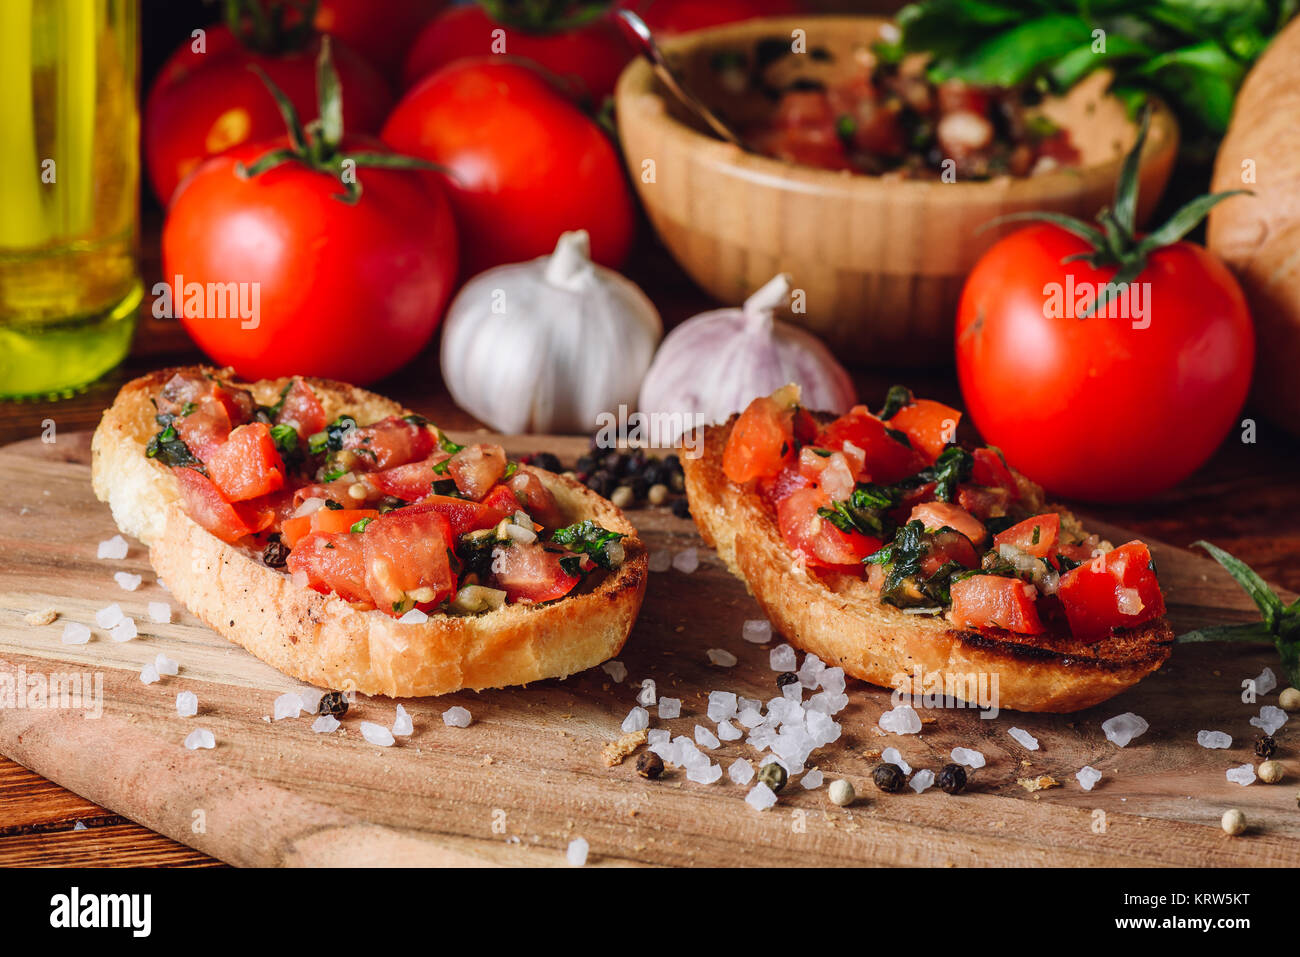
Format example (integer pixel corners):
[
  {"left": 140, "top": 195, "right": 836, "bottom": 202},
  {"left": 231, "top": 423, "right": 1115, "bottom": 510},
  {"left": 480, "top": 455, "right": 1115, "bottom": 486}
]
[{"left": 0, "top": 0, "right": 141, "bottom": 398}]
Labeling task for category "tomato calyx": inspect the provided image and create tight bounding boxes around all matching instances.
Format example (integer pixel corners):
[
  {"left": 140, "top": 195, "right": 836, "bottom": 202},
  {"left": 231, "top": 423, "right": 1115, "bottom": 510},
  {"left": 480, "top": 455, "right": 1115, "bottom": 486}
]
[
  {"left": 477, "top": 0, "right": 612, "bottom": 34},
  {"left": 224, "top": 0, "right": 320, "bottom": 56},
  {"left": 237, "top": 37, "right": 444, "bottom": 204},
  {"left": 985, "top": 107, "right": 1251, "bottom": 317}
]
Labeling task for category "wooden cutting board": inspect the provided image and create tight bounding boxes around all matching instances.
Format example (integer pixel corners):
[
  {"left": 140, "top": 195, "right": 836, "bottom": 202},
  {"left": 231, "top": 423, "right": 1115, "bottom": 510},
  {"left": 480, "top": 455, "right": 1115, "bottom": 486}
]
[{"left": 0, "top": 432, "right": 1296, "bottom": 867}]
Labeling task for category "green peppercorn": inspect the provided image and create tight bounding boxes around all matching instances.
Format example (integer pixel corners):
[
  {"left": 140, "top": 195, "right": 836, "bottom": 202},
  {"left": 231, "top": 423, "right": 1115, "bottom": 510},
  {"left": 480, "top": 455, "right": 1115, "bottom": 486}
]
[
  {"left": 937, "top": 763, "right": 967, "bottom": 794},
  {"left": 872, "top": 763, "right": 905, "bottom": 793},
  {"left": 758, "top": 761, "right": 788, "bottom": 793},
  {"left": 318, "top": 691, "right": 348, "bottom": 717}
]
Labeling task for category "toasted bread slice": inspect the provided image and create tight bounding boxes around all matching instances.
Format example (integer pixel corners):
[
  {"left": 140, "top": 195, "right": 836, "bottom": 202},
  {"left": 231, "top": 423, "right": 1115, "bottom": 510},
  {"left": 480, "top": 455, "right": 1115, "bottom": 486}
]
[
  {"left": 91, "top": 367, "right": 647, "bottom": 697},
  {"left": 682, "top": 415, "right": 1173, "bottom": 713}
]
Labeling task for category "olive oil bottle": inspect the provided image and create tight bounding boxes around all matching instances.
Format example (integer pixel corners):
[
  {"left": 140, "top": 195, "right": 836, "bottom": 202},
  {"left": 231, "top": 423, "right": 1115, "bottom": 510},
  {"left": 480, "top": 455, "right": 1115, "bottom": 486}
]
[{"left": 0, "top": 0, "right": 141, "bottom": 398}]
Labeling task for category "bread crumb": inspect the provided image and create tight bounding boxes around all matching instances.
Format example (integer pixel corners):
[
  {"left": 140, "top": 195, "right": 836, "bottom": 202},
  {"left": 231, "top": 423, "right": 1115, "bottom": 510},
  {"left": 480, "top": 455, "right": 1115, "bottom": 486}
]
[
  {"left": 602, "top": 728, "right": 649, "bottom": 767},
  {"left": 1017, "top": 775, "right": 1061, "bottom": 792},
  {"left": 24, "top": 608, "right": 57, "bottom": 626}
]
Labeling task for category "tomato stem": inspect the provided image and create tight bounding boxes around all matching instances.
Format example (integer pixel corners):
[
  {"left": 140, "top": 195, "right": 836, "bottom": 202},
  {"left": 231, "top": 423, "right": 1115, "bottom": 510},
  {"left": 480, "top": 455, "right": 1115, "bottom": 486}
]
[
  {"left": 225, "top": 0, "right": 320, "bottom": 56},
  {"left": 476, "top": 0, "right": 613, "bottom": 34}
]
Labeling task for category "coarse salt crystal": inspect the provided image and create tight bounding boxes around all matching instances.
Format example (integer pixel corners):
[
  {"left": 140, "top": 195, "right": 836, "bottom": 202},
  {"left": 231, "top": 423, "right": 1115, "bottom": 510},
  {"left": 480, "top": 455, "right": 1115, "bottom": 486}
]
[
  {"left": 1102, "top": 712, "right": 1149, "bottom": 747},
  {"left": 139, "top": 663, "right": 160, "bottom": 685},
  {"left": 1196, "top": 730, "right": 1232, "bottom": 749},
  {"left": 601, "top": 660, "right": 628, "bottom": 683},
  {"left": 878, "top": 705, "right": 922, "bottom": 735},
  {"left": 695, "top": 725, "right": 720, "bottom": 749},
  {"left": 672, "top": 548, "right": 699, "bottom": 573},
  {"left": 183, "top": 729, "right": 215, "bottom": 750},
  {"left": 360, "top": 722, "right": 395, "bottom": 746},
  {"left": 716, "top": 719, "right": 742, "bottom": 741},
  {"left": 155, "top": 653, "right": 179, "bottom": 676},
  {"left": 147, "top": 602, "right": 172, "bottom": 624},
  {"left": 951, "top": 747, "right": 986, "bottom": 769},
  {"left": 1226, "top": 764, "right": 1256, "bottom": 786},
  {"left": 397, "top": 608, "right": 429, "bottom": 625},
  {"left": 566, "top": 837, "right": 589, "bottom": 866},
  {"left": 636, "top": 679, "right": 657, "bottom": 707},
  {"left": 819, "top": 667, "right": 846, "bottom": 695},
  {"left": 910, "top": 768, "right": 936, "bottom": 793},
  {"left": 647, "top": 550, "right": 672, "bottom": 573},
  {"left": 97, "top": 535, "right": 128, "bottom": 560},
  {"left": 108, "top": 617, "right": 137, "bottom": 643},
  {"left": 657, "top": 697, "right": 681, "bottom": 719},
  {"left": 176, "top": 691, "right": 198, "bottom": 718},
  {"left": 729, "top": 758, "right": 754, "bottom": 785},
  {"left": 742, "top": 619, "right": 772, "bottom": 644},
  {"left": 687, "top": 761, "right": 723, "bottom": 784},
  {"left": 769, "top": 644, "right": 797, "bottom": 672},
  {"left": 443, "top": 706, "right": 472, "bottom": 728},
  {"left": 707, "top": 691, "right": 737, "bottom": 722},
  {"left": 1252, "top": 666, "right": 1278, "bottom": 697},
  {"left": 94, "top": 604, "right": 124, "bottom": 629},
  {"left": 273, "top": 692, "right": 303, "bottom": 721},
  {"left": 298, "top": 688, "right": 323, "bottom": 713},
  {"left": 707, "top": 648, "right": 737, "bottom": 667},
  {"left": 392, "top": 703, "right": 413, "bottom": 736},
  {"left": 312, "top": 714, "right": 340, "bottom": 733},
  {"left": 797, "top": 654, "right": 826, "bottom": 689},
  {"left": 746, "top": 782, "right": 778, "bottom": 811},
  {"left": 114, "top": 571, "right": 143, "bottom": 592},
  {"left": 1008, "top": 727, "right": 1040, "bottom": 750},
  {"left": 647, "top": 729, "right": 670, "bottom": 747},
  {"left": 1076, "top": 766, "right": 1102, "bottom": 791},
  {"left": 736, "top": 707, "right": 763, "bottom": 729},
  {"left": 1250, "top": 705, "right": 1288, "bottom": 736},
  {"left": 621, "top": 706, "right": 650, "bottom": 733},
  {"left": 882, "top": 747, "right": 911, "bottom": 774},
  {"left": 60, "top": 622, "right": 91, "bottom": 645},
  {"left": 801, "top": 768, "right": 824, "bottom": 790}
]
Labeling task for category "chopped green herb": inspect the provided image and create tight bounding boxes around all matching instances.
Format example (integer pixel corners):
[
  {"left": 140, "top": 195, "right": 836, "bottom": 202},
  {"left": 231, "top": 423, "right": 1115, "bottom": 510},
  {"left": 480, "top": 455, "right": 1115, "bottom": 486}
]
[
  {"left": 878, "top": 385, "right": 914, "bottom": 420},
  {"left": 437, "top": 431, "right": 464, "bottom": 455},
  {"left": 145, "top": 424, "right": 204, "bottom": 471},
  {"left": 324, "top": 499, "right": 344, "bottom": 510},
  {"left": 350, "top": 517, "right": 374, "bottom": 533},
  {"left": 551, "top": 520, "right": 626, "bottom": 571}
]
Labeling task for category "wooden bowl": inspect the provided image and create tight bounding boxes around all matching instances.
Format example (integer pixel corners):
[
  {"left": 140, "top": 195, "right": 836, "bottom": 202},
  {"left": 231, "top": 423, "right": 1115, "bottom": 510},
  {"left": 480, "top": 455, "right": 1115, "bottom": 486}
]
[{"left": 614, "top": 16, "right": 1179, "bottom": 366}]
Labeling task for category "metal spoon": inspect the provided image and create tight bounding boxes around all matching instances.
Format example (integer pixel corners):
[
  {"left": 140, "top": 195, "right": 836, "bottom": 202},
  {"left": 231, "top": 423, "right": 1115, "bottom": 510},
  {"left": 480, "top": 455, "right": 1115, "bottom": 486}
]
[{"left": 614, "top": 9, "right": 748, "bottom": 149}]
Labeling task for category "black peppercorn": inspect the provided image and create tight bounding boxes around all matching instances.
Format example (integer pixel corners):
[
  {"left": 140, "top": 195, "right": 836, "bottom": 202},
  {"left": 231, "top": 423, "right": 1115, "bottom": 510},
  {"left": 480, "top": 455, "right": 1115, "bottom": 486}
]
[
  {"left": 262, "top": 537, "right": 290, "bottom": 568},
  {"left": 757, "top": 761, "right": 787, "bottom": 793},
  {"left": 1255, "top": 734, "right": 1277, "bottom": 760},
  {"left": 629, "top": 476, "right": 649, "bottom": 499},
  {"left": 576, "top": 454, "right": 597, "bottom": 473},
  {"left": 586, "top": 470, "right": 614, "bottom": 497},
  {"left": 663, "top": 454, "right": 681, "bottom": 473},
  {"left": 937, "top": 763, "right": 967, "bottom": 794},
  {"left": 776, "top": 671, "right": 799, "bottom": 689},
  {"left": 636, "top": 751, "right": 664, "bottom": 779},
  {"left": 642, "top": 463, "right": 664, "bottom": 487},
  {"left": 671, "top": 497, "right": 691, "bottom": 520},
  {"left": 532, "top": 452, "right": 563, "bottom": 474},
  {"left": 318, "top": 691, "right": 348, "bottom": 717},
  {"left": 602, "top": 451, "right": 625, "bottom": 473},
  {"left": 872, "top": 763, "right": 905, "bottom": 793}
]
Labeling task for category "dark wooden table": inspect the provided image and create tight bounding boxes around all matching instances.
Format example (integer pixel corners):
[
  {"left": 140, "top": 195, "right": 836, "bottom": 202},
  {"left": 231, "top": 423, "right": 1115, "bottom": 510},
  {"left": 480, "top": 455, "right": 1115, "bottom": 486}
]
[{"left": 3, "top": 233, "right": 1297, "bottom": 867}]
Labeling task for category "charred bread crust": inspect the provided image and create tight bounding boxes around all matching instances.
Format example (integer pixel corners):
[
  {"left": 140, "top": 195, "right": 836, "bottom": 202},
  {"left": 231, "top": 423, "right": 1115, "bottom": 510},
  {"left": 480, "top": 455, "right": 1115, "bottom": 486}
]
[
  {"left": 91, "top": 366, "right": 648, "bottom": 697},
  {"left": 682, "top": 414, "right": 1173, "bottom": 713}
]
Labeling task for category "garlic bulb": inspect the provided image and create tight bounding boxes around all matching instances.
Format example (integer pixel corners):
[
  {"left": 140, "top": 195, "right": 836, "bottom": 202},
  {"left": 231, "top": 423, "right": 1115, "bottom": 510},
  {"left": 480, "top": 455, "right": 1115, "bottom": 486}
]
[
  {"left": 440, "top": 231, "right": 662, "bottom": 434},
  {"left": 638, "top": 274, "right": 856, "bottom": 444}
]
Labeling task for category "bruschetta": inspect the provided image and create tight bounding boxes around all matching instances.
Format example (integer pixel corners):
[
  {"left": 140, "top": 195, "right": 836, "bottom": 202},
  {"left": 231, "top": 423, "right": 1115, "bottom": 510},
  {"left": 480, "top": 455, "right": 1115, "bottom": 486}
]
[
  {"left": 682, "top": 384, "right": 1174, "bottom": 713},
  {"left": 91, "top": 367, "right": 647, "bottom": 697}
]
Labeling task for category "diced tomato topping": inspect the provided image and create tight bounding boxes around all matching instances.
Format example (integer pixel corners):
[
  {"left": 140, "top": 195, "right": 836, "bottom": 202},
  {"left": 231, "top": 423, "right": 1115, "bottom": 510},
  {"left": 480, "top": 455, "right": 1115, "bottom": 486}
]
[
  {"left": 490, "top": 541, "right": 581, "bottom": 604},
  {"left": 950, "top": 575, "right": 1046, "bottom": 634},
  {"left": 1057, "top": 542, "right": 1165, "bottom": 642},
  {"left": 447, "top": 443, "right": 507, "bottom": 501},
  {"left": 157, "top": 371, "right": 253, "bottom": 426},
  {"left": 971, "top": 447, "right": 1018, "bottom": 500},
  {"left": 287, "top": 532, "right": 370, "bottom": 603},
  {"left": 956, "top": 483, "right": 1011, "bottom": 521},
  {"left": 310, "top": 507, "right": 380, "bottom": 536},
  {"left": 404, "top": 495, "right": 511, "bottom": 539},
  {"left": 817, "top": 407, "right": 926, "bottom": 484},
  {"left": 480, "top": 483, "right": 522, "bottom": 518},
  {"left": 887, "top": 398, "right": 961, "bottom": 463},
  {"left": 342, "top": 416, "right": 436, "bottom": 471},
  {"left": 361, "top": 507, "right": 456, "bottom": 614},
  {"left": 798, "top": 447, "right": 856, "bottom": 500},
  {"left": 204, "top": 422, "right": 286, "bottom": 502},
  {"left": 723, "top": 394, "right": 797, "bottom": 484},
  {"left": 908, "top": 500, "right": 987, "bottom": 546},
  {"left": 173, "top": 467, "right": 257, "bottom": 544},
  {"left": 173, "top": 396, "right": 233, "bottom": 461},
  {"left": 276, "top": 379, "right": 328, "bottom": 438},
  {"left": 367, "top": 454, "right": 450, "bottom": 501},
  {"left": 993, "top": 513, "right": 1061, "bottom": 561},
  {"left": 777, "top": 486, "right": 883, "bottom": 570},
  {"left": 757, "top": 465, "right": 813, "bottom": 509},
  {"left": 919, "top": 528, "right": 980, "bottom": 576},
  {"left": 506, "top": 470, "right": 566, "bottom": 528},
  {"left": 280, "top": 513, "right": 314, "bottom": 548}
]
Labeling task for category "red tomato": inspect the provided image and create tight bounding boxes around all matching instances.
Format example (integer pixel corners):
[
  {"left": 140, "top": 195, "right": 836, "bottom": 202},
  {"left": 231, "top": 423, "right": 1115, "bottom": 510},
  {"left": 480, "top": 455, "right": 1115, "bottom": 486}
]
[
  {"left": 955, "top": 483, "right": 1011, "bottom": 521},
  {"left": 276, "top": 380, "right": 328, "bottom": 438},
  {"left": 491, "top": 541, "right": 581, "bottom": 603},
  {"left": 403, "top": 4, "right": 633, "bottom": 101},
  {"left": 919, "top": 529, "right": 980, "bottom": 576},
  {"left": 310, "top": 507, "right": 380, "bottom": 536},
  {"left": 887, "top": 398, "right": 961, "bottom": 464},
  {"left": 173, "top": 397, "right": 234, "bottom": 462},
  {"left": 756, "top": 464, "right": 812, "bottom": 509},
  {"left": 287, "top": 531, "right": 371, "bottom": 602},
  {"left": 280, "top": 513, "right": 313, "bottom": 549},
  {"left": 204, "top": 423, "right": 286, "bottom": 502},
  {"left": 163, "top": 139, "right": 458, "bottom": 385},
  {"left": 342, "top": 416, "right": 438, "bottom": 471},
  {"left": 506, "top": 471, "right": 567, "bottom": 528},
  {"left": 382, "top": 59, "right": 635, "bottom": 277},
  {"left": 144, "top": 28, "right": 391, "bottom": 205},
  {"left": 405, "top": 495, "right": 512, "bottom": 538},
  {"left": 949, "top": 576, "right": 1046, "bottom": 634},
  {"left": 817, "top": 407, "right": 926, "bottom": 484},
  {"left": 723, "top": 395, "right": 796, "bottom": 484},
  {"left": 971, "top": 447, "right": 1018, "bottom": 499},
  {"left": 313, "top": 0, "right": 446, "bottom": 84},
  {"left": 797, "top": 447, "right": 856, "bottom": 500},
  {"left": 361, "top": 507, "right": 456, "bottom": 613},
  {"left": 1057, "top": 542, "right": 1165, "bottom": 642},
  {"left": 446, "top": 444, "right": 508, "bottom": 500},
  {"left": 908, "top": 500, "right": 987, "bottom": 546},
  {"left": 173, "top": 467, "right": 260, "bottom": 543},
  {"left": 617, "top": 0, "right": 803, "bottom": 34},
  {"left": 993, "top": 513, "right": 1061, "bottom": 561},
  {"left": 777, "top": 487, "right": 882, "bottom": 570},
  {"left": 956, "top": 223, "right": 1254, "bottom": 502},
  {"left": 368, "top": 454, "right": 447, "bottom": 500}
]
